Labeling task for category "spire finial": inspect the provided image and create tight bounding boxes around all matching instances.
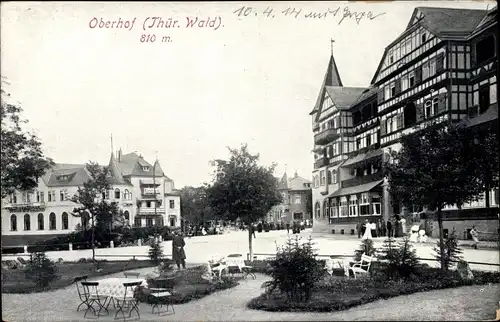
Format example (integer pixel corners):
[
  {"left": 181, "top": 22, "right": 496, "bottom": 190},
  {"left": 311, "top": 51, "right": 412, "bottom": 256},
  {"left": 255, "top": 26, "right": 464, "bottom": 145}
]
[
  {"left": 330, "top": 38, "right": 335, "bottom": 56},
  {"left": 110, "top": 134, "right": 114, "bottom": 156}
]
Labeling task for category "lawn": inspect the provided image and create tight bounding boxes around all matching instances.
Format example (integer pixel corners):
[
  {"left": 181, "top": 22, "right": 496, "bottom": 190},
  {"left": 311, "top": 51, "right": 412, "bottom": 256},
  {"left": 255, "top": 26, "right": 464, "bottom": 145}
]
[
  {"left": 1, "top": 259, "right": 159, "bottom": 294},
  {"left": 247, "top": 267, "right": 500, "bottom": 312},
  {"left": 138, "top": 264, "right": 240, "bottom": 304}
]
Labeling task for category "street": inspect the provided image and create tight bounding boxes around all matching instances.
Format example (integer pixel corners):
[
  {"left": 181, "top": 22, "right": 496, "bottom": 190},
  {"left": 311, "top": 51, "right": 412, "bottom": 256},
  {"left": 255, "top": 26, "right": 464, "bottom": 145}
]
[{"left": 15, "top": 229, "right": 499, "bottom": 271}]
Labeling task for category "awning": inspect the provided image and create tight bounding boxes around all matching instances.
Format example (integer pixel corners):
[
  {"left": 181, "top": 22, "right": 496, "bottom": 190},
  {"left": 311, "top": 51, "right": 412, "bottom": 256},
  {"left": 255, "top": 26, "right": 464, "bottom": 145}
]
[
  {"left": 328, "top": 180, "right": 384, "bottom": 198},
  {"left": 342, "top": 149, "right": 384, "bottom": 168}
]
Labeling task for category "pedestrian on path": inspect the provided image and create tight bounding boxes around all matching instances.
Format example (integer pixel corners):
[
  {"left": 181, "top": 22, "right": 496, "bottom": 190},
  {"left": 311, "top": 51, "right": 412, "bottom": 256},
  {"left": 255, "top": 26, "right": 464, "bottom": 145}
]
[
  {"left": 172, "top": 231, "right": 186, "bottom": 270},
  {"left": 470, "top": 226, "right": 480, "bottom": 249},
  {"left": 387, "top": 219, "right": 393, "bottom": 238},
  {"left": 286, "top": 222, "right": 290, "bottom": 234}
]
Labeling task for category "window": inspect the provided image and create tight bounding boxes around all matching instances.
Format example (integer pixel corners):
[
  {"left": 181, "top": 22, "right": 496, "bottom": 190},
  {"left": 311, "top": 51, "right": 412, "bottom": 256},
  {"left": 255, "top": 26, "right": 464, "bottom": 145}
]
[
  {"left": 327, "top": 171, "right": 332, "bottom": 184},
  {"left": 404, "top": 102, "right": 417, "bottom": 127},
  {"left": 124, "top": 211, "right": 130, "bottom": 222},
  {"left": 339, "top": 197, "right": 348, "bottom": 217},
  {"left": 405, "top": 39, "right": 411, "bottom": 56},
  {"left": 476, "top": 35, "right": 495, "bottom": 65},
  {"left": 384, "top": 86, "right": 391, "bottom": 100},
  {"left": 330, "top": 200, "right": 338, "bottom": 218},
  {"left": 48, "top": 191, "right": 56, "bottom": 202},
  {"left": 348, "top": 195, "right": 358, "bottom": 217},
  {"left": 134, "top": 217, "right": 142, "bottom": 227},
  {"left": 332, "top": 170, "right": 338, "bottom": 184},
  {"left": 60, "top": 190, "right": 65, "bottom": 201},
  {"left": 409, "top": 72, "right": 415, "bottom": 87},
  {"left": 432, "top": 97, "right": 439, "bottom": 115},
  {"left": 62, "top": 212, "right": 69, "bottom": 230},
  {"left": 479, "top": 85, "right": 490, "bottom": 113},
  {"left": 386, "top": 118, "right": 393, "bottom": 133},
  {"left": 422, "top": 62, "right": 430, "bottom": 80},
  {"left": 10, "top": 214, "right": 17, "bottom": 231},
  {"left": 114, "top": 188, "right": 120, "bottom": 199},
  {"left": 320, "top": 170, "right": 326, "bottom": 186},
  {"left": 390, "top": 83, "right": 396, "bottom": 97},
  {"left": 11, "top": 193, "right": 17, "bottom": 204},
  {"left": 315, "top": 202, "right": 321, "bottom": 219},
  {"left": 36, "top": 191, "right": 40, "bottom": 202},
  {"left": 170, "top": 200, "right": 175, "bottom": 209},
  {"left": 402, "top": 74, "right": 409, "bottom": 91},
  {"left": 359, "top": 193, "right": 370, "bottom": 215},
  {"left": 425, "top": 100, "right": 432, "bottom": 118},
  {"left": 123, "top": 189, "right": 131, "bottom": 200},
  {"left": 371, "top": 132, "right": 378, "bottom": 144},
  {"left": 105, "top": 190, "right": 110, "bottom": 199},
  {"left": 146, "top": 201, "right": 151, "bottom": 208},
  {"left": 49, "top": 213, "right": 56, "bottom": 230},
  {"left": 24, "top": 214, "right": 31, "bottom": 231},
  {"left": 372, "top": 196, "right": 382, "bottom": 215},
  {"left": 366, "top": 134, "right": 371, "bottom": 147},
  {"left": 323, "top": 200, "right": 329, "bottom": 219},
  {"left": 38, "top": 213, "right": 44, "bottom": 230},
  {"left": 146, "top": 218, "right": 153, "bottom": 227},
  {"left": 391, "top": 115, "right": 398, "bottom": 133},
  {"left": 389, "top": 54, "right": 394, "bottom": 64},
  {"left": 491, "top": 83, "right": 497, "bottom": 104},
  {"left": 143, "top": 166, "right": 150, "bottom": 172},
  {"left": 314, "top": 175, "right": 319, "bottom": 188},
  {"left": 421, "top": 33, "right": 427, "bottom": 43}
]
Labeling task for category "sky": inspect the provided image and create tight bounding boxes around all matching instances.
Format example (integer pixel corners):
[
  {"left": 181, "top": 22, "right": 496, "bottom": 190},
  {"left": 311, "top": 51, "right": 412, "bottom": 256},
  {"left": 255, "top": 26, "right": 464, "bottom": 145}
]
[{"left": 1, "top": 1, "right": 494, "bottom": 188}]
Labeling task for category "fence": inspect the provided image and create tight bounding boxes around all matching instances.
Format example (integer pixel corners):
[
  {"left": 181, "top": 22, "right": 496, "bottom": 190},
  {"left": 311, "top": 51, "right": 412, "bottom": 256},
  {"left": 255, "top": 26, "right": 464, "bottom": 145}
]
[{"left": 246, "top": 252, "right": 500, "bottom": 267}]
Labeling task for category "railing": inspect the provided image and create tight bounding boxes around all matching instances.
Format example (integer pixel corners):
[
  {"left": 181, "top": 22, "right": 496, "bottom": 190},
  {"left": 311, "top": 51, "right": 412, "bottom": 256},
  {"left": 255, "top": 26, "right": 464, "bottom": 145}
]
[
  {"left": 341, "top": 171, "right": 385, "bottom": 188},
  {"left": 314, "top": 157, "right": 329, "bottom": 169},
  {"left": 137, "top": 207, "right": 166, "bottom": 215},
  {"left": 3, "top": 202, "right": 46, "bottom": 210},
  {"left": 314, "top": 128, "right": 341, "bottom": 145}
]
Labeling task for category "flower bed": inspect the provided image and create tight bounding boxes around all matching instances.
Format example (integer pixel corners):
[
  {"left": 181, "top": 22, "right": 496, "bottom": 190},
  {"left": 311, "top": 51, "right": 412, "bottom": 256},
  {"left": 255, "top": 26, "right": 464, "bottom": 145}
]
[
  {"left": 137, "top": 264, "right": 239, "bottom": 304},
  {"left": 247, "top": 267, "right": 500, "bottom": 312}
]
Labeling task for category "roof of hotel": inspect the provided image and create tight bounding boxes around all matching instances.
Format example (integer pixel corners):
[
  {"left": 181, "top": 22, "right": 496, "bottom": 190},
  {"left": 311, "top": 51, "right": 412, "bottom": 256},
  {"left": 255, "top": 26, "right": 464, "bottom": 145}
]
[
  {"left": 310, "top": 54, "right": 344, "bottom": 115},
  {"left": 415, "top": 7, "right": 489, "bottom": 38},
  {"left": 325, "top": 86, "right": 368, "bottom": 109}
]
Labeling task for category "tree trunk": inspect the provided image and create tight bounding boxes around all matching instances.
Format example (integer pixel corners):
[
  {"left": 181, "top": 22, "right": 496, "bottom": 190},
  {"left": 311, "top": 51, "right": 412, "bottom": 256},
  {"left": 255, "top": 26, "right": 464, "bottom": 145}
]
[
  {"left": 437, "top": 209, "right": 445, "bottom": 271},
  {"left": 248, "top": 227, "right": 254, "bottom": 261},
  {"left": 485, "top": 186, "right": 490, "bottom": 208}
]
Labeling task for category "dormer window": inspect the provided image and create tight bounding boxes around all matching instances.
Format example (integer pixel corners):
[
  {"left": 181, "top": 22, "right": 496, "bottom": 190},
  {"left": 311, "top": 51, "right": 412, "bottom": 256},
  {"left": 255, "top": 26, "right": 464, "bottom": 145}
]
[
  {"left": 143, "top": 166, "right": 150, "bottom": 172},
  {"left": 421, "top": 33, "right": 427, "bottom": 44}
]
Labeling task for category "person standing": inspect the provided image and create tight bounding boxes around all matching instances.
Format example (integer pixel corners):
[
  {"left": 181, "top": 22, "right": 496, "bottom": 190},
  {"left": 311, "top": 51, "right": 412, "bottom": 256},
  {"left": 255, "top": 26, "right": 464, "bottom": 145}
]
[
  {"left": 362, "top": 220, "right": 373, "bottom": 240},
  {"left": 370, "top": 220, "right": 377, "bottom": 238},
  {"left": 470, "top": 226, "right": 479, "bottom": 249},
  {"left": 387, "top": 219, "right": 393, "bottom": 238},
  {"left": 356, "top": 220, "right": 363, "bottom": 238},
  {"left": 286, "top": 222, "right": 290, "bottom": 234},
  {"left": 400, "top": 216, "right": 407, "bottom": 236},
  {"left": 172, "top": 231, "right": 186, "bottom": 270}
]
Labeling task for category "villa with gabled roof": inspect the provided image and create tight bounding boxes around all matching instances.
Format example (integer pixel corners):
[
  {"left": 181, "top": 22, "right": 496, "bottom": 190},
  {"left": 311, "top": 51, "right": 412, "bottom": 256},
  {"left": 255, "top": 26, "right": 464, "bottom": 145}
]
[{"left": 1, "top": 149, "right": 181, "bottom": 247}]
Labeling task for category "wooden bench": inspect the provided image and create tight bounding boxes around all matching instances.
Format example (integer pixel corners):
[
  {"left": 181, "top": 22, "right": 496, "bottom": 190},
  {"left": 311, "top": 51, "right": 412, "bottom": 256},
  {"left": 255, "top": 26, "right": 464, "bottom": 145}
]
[{"left": 124, "top": 272, "right": 140, "bottom": 278}]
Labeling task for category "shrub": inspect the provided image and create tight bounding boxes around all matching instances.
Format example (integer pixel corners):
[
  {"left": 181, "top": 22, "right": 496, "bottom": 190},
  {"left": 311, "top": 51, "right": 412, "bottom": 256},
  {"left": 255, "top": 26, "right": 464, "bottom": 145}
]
[
  {"left": 354, "top": 239, "right": 377, "bottom": 261},
  {"left": 377, "top": 237, "right": 419, "bottom": 280},
  {"left": 24, "top": 252, "right": 59, "bottom": 287},
  {"left": 433, "top": 228, "right": 462, "bottom": 270},
  {"left": 148, "top": 240, "right": 164, "bottom": 264},
  {"left": 264, "top": 235, "right": 324, "bottom": 302}
]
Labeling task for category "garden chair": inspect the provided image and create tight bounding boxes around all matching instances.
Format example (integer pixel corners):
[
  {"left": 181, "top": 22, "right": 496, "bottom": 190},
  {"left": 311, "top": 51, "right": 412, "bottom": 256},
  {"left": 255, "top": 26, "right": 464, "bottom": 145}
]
[
  {"left": 74, "top": 275, "right": 89, "bottom": 312},
  {"left": 225, "top": 257, "right": 256, "bottom": 279},
  {"left": 124, "top": 272, "right": 140, "bottom": 278},
  {"left": 348, "top": 254, "right": 375, "bottom": 279},
  {"left": 114, "top": 281, "right": 142, "bottom": 321},
  {"left": 149, "top": 281, "right": 175, "bottom": 315},
  {"left": 80, "top": 281, "right": 109, "bottom": 318}
]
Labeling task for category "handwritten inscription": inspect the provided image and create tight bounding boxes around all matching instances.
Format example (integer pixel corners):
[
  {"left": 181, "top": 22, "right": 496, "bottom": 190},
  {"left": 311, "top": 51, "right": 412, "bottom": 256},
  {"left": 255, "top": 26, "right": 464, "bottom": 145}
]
[
  {"left": 88, "top": 16, "right": 224, "bottom": 43},
  {"left": 233, "top": 5, "right": 386, "bottom": 25}
]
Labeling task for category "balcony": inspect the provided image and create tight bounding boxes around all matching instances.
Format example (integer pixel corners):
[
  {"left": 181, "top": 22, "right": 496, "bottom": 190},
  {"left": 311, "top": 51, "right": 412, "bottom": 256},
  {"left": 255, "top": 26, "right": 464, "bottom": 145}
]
[
  {"left": 314, "top": 157, "right": 329, "bottom": 169},
  {"left": 3, "top": 202, "right": 46, "bottom": 211},
  {"left": 142, "top": 188, "right": 161, "bottom": 197},
  {"left": 137, "top": 207, "right": 166, "bottom": 215},
  {"left": 314, "top": 128, "right": 341, "bottom": 145},
  {"left": 341, "top": 171, "right": 385, "bottom": 189}
]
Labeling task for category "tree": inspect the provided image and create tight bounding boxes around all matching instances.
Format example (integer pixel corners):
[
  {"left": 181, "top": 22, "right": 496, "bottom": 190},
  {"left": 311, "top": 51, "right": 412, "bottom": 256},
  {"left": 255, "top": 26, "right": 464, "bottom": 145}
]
[
  {"left": 386, "top": 123, "right": 483, "bottom": 270},
  {"left": 1, "top": 77, "right": 53, "bottom": 199},
  {"left": 70, "top": 162, "right": 121, "bottom": 265},
  {"left": 180, "top": 186, "right": 214, "bottom": 228},
  {"left": 433, "top": 228, "right": 463, "bottom": 271},
  {"left": 464, "top": 124, "right": 499, "bottom": 208},
  {"left": 206, "top": 144, "right": 282, "bottom": 259}
]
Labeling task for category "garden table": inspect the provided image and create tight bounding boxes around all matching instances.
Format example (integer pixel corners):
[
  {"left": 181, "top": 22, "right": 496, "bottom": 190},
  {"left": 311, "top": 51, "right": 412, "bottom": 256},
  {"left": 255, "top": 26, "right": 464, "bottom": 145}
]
[
  {"left": 225, "top": 257, "right": 256, "bottom": 279},
  {"left": 96, "top": 277, "right": 148, "bottom": 308}
]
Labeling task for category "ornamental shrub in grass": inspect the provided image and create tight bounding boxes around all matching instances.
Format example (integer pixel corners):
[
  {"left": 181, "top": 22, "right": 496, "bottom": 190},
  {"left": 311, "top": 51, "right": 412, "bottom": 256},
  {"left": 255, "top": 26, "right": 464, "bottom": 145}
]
[
  {"left": 148, "top": 240, "right": 164, "bottom": 264},
  {"left": 376, "top": 237, "right": 419, "bottom": 280},
  {"left": 24, "top": 252, "right": 59, "bottom": 287},
  {"left": 353, "top": 238, "right": 377, "bottom": 261},
  {"left": 433, "top": 228, "right": 462, "bottom": 270},
  {"left": 263, "top": 235, "right": 324, "bottom": 302}
]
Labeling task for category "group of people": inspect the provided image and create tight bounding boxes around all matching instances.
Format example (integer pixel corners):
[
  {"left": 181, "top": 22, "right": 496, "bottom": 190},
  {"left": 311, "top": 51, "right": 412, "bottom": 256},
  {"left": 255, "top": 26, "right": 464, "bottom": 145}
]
[{"left": 356, "top": 215, "right": 409, "bottom": 240}]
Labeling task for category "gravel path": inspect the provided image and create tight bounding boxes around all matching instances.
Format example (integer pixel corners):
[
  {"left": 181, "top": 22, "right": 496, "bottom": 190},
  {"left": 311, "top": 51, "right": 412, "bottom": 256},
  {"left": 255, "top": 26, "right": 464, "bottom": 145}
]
[{"left": 2, "top": 270, "right": 499, "bottom": 321}]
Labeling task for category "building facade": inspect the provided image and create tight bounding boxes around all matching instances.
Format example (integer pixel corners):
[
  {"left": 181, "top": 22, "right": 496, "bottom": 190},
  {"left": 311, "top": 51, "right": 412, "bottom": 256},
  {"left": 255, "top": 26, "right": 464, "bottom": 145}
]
[
  {"left": 1, "top": 150, "right": 182, "bottom": 247},
  {"left": 267, "top": 171, "right": 312, "bottom": 225},
  {"left": 310, "top": 6, "right": 499, "bottom": 239}
]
